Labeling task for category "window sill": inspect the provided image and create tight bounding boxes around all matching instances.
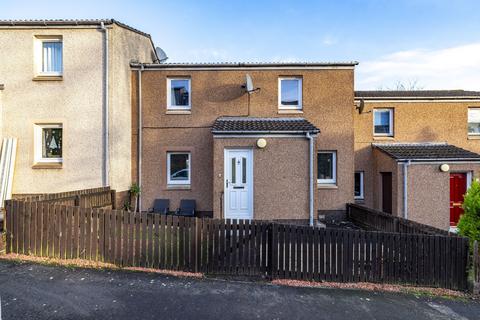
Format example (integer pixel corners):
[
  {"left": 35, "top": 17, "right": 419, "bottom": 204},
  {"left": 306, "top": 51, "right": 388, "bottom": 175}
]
[
  {"left": 278, "top": 109, "right": 304, "bottom": 114},
  {"left": 33, "top": 75, "right": 63, "bottom": 81},
  {"left": 166, "top": 184, "right": 191, "bottom": 190},
  {"left": 166, "top": 110, "right": 192, "bottom": 115},
  {"left": 373, "top": 136, "right": 395, "bottom": 141},
  {"left": 32, "top": 162, "right": 63, "bottom": 169},
  {"left": 317, "top": 183, "right": 337, "bottom": 189},
  {"left": 467, "top": 135, "right": 480, "bottom": 140},
  {"left": 354, "top": 199, "right": 365, "bottom": 204}
]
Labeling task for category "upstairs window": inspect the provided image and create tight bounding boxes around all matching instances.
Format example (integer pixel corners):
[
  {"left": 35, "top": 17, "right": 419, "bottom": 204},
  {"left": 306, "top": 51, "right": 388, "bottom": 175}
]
[
  {"left": 317, "top": 151, "right": 336, "bottom": 184},
  {"left": 34, "top": 124, "right": 63, "bottom": 164},
  {"left": 373, "top": 109, "right": 394, "bottom": 136},
  {"left": 354, "top": 171, "right": 364, "bottom": 200},
  {"left": 167, "top": 78, "right": 191, "bottom": 110},
  {"left": 167, "top": 152, "right": 191, "bottom": 185},
  {"left": 34, "top": 36, "right": 63, "bottom": 77},
  {"left": 468, "top": 108, "right": 480, "bottom": 135},
  {"left": 278, "top": 77, "right": 302, "bottom": 110}
]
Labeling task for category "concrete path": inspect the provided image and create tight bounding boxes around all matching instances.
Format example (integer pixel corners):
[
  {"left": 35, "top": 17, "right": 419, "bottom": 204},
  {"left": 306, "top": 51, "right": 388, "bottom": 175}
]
[{"left": 0, "top": 260, "right": 478, "bottom": 319}]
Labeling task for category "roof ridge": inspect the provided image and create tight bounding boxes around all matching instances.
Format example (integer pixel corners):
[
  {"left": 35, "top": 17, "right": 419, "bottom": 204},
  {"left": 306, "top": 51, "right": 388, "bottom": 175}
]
[
  {"left": 0, "top": 18, "right": 152, "bottom": 38},
  {"left": 372, "top": 142, "right": 448, "bottom": 146},
  {"left": 217, "top": 117, "right": 307, "bottom": 121}
]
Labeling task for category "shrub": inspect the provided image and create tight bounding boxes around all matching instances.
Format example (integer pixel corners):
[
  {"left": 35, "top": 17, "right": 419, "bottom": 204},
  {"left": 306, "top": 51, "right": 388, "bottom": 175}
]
[
  {"left": 458, "top": 180, "right": 480, "bottom": 246},
  {"left": 129, "top": 183, "right": 141, "bottom": 213}
]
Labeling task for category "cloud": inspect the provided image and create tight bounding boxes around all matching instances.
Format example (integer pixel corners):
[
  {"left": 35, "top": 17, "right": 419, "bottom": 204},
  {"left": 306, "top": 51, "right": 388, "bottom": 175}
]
[{"left": 356, "top": 43, "right": 480, "bottom": 90}]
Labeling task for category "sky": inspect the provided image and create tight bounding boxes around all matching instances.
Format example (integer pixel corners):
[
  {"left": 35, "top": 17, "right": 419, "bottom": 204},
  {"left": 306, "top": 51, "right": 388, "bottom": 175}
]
[{"left": 1, "top": 0, "right": 480, "bottom": 90}]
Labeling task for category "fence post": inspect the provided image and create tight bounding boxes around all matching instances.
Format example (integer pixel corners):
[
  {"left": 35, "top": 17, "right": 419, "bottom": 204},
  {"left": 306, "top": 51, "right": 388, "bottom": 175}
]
[
  {"left": 267, "top": 223, "right": 275, "bottom": 279},
  {"left": 394, "top": 219, "right": 399, "bottom": 233},
  {"left": 110, "top": 190, "right": 116, "bottom": 209},
  {"left": 474, "top": 240, "right": 479, "bottom": 295},
  {"left": 194, "top": 218, "right": 201, "bottom": 273},
  {"left": 74, "top": 195, "right": 80, "bottom": 207},
  {"left": 4, "top": 200, "right": 12, "bottom": 254}
]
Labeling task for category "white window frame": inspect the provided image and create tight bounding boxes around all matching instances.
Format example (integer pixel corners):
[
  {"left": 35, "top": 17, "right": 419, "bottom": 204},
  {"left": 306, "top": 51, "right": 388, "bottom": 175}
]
[
  {"left": 167, "top": 78, "right": 191, "bottom": 110},
  {"left": 373, "top": 108, "right": 394, "bottom": 136},
  {"left": 467, "top": 107, "right": 480, "bottom": 136},
  {"left": 354, "top": 171, "right": 364, "bottom": 200},
  {"left": 317, "top": 151, "right": 337, "bottom": 184},
  {"left": 167, "top": 152, "right": 191, "bottom": 185},
  {"left": 34, "top": 123, "right": 63, "bottom": 164},
  {"left": 278, "top": 77, "right": 303, "bottom": 110},
  {"left": 34, "top": 36, "right": 63, "bottom": 77}
]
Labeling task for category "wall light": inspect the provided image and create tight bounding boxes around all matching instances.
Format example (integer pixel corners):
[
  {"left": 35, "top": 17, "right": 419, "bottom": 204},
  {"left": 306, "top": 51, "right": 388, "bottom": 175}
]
[
  {"left": 256, "top": 138, "right": 267, "bottom": 149},
  {"left": 439, "top": 164, "right": 450, "bottom": 172}
]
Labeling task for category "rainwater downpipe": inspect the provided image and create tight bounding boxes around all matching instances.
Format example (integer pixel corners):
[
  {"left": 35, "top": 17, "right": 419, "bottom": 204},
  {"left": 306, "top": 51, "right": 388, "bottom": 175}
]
[
  {"left": 403, "top": 160, "right": 411, "bottom": 219},
  {"left": 306, "top": 133, "right": 314, "bottom": 226},
  {"left": 137, "top": 65, "right": 144, "bottom": 212},
  {"left": 100, "top": 22, "right": 109, "bottom": 187}
]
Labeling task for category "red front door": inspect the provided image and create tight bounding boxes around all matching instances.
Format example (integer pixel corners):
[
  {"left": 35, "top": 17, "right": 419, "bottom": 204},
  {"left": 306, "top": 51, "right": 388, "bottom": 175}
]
[{"left": 450, "top": 173, "right": 467, "bottom": 226}]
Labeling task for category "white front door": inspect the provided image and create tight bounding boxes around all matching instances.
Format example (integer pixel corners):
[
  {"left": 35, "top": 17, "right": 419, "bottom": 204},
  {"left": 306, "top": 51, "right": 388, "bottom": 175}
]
[{"left": 224, "top": 149, "right": 253, "bottom": 220}]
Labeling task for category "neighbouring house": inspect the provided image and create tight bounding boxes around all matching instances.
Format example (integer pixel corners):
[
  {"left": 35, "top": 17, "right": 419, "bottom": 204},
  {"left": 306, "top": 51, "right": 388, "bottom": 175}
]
[
  {"left": 0, "top": 19, "right": 157, "bottom": 205},
  {"left": 354, "top": 90, "right": 480, "bottom": 230},
  {"left": 131, "top": 62, "right": 358, "bottom": 223}
]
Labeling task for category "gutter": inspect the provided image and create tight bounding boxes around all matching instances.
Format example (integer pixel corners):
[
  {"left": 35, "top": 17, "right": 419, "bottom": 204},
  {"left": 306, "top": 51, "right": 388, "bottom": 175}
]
[
  {"left": 100, "top": 22, "right": 109, "bottom": 187},
  {"left": 402, "top": 160, "right": 411, "bottom": 219},
  {"left": 306, "top": 133, "right": 315, "bottom": 226},
  {"left": 137, "top": 65, "right": 144, "bottom": 212},
  {"left": 396, "top": 158, "right": 480, "bottom": 163}
]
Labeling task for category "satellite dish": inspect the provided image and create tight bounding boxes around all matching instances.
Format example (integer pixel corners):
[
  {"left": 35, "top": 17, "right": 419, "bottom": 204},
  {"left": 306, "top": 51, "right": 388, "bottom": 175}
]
[
  {"left": 357, "top": 99, "right": 365, "bottom": 114},
  {"left": 155, "top": 47, "right": 168, "bottom": 63},
  {"left": 243, "top": 74, "right": 260, "bottom": 94},
  {"left": 246, "top": 74, "right": 254, "bottom": 93}
]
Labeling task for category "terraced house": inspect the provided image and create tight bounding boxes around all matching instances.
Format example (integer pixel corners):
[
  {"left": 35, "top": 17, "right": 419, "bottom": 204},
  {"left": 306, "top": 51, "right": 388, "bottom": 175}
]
[
  {"left": 131, "top": 62, "right": 357, "bottom": 224},
  {"left": 0, "top": 19, "right": 157, "bottom": 206},
  {"left": 354, "top": 90, "right": 480, "bottom": 231}
]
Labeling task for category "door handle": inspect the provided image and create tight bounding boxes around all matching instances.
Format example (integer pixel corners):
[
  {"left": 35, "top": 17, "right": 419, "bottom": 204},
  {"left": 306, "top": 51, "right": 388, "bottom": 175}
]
[{"left": 226, "top": 180, "right": 229, "bottom": 188}]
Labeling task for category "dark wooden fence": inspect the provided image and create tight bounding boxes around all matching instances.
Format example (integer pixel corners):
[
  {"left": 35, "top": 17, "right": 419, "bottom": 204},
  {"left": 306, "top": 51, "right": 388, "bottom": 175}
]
[
  {"left": 347, "top": 203, "right": 451, "bottom": 236},
  {"left": 13, "top": 187, "right": 115, "bottom": 209},
  {"left": 270, "top": 223, "right": 468, "bottom": 289},
  {"left": 4, "top": 200, "right": 470, "bottom": 290}
]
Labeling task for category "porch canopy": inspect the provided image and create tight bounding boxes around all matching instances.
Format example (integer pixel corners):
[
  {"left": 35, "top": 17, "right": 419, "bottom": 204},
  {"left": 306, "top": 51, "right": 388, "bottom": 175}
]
[
  {"left": 372, "top": 142, "right": 480, "bottom": 162},
  {"left": 211, "top": 117, "right": 320, "bottom": 135}
]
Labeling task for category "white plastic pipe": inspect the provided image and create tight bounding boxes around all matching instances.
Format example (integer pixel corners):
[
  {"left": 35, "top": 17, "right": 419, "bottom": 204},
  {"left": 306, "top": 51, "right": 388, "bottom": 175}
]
[
  {"left": 306, "top": 133, "right": 315, "bottom": 226},
  {"left": 137, "top": 65, "right": 144, "bottom": 212},
  {"left": 403, "top": 160, "right": 411, "bottom": 219},
  {"left": 100, "top": 22, "right": 109, "bottom": 187}
]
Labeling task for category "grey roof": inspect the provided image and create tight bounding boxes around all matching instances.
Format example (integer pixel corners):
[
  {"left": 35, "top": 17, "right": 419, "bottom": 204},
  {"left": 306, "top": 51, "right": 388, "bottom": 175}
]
[
  {"left": 355, "top": 90, "right": 480, "bottom": 100},
  {"left": 212, "top": 117, "right": 320, "bottom": 134},
  {"left": 0, "top": 19, "right": 151, "bottom": 38},
  {"left": 131, "top": 61, "right": 359, "bottom": 69},
  {"left": 373, "top": 143, "right": 480, "bottom": 161}
]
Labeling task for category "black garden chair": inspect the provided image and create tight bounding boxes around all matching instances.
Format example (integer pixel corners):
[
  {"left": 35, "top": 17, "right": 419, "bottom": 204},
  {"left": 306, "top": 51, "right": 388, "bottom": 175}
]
[
  {"left": 175, "top": 199, "right": 196, "bottom": 217},
  {"left": 150, "top": 199, "right": 170, "bottom": 215}
]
